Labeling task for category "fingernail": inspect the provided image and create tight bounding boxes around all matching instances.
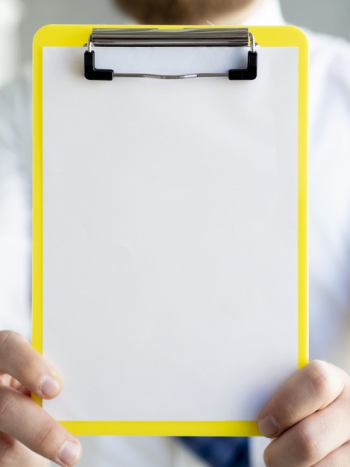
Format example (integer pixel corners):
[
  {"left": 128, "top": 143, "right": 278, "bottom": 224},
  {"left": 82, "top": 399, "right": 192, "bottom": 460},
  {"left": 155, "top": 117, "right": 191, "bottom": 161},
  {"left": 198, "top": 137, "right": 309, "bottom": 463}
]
[
  {"left": 39, "top": 375, "right": 60, "bottom": 397},
  {"left": 58, "top": 440, "right": 81, "bottom": 465},
  {"left": 258, "top": 415, "right": 279, "bottom": 437}
]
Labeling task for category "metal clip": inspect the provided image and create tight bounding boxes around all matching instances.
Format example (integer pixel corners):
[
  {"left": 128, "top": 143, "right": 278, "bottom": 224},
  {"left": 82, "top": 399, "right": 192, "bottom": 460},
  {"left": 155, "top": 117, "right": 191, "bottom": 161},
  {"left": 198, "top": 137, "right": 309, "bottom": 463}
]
[{"left": 84, "top": 28, "right": 258, "bottom": 81}]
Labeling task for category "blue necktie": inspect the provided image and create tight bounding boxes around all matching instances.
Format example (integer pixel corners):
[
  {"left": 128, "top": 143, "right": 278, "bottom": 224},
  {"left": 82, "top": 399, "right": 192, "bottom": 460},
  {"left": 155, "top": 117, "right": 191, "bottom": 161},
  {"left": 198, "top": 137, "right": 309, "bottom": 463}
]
[{"left": 178, "top": 437, "right": 249, "bottom": 467}]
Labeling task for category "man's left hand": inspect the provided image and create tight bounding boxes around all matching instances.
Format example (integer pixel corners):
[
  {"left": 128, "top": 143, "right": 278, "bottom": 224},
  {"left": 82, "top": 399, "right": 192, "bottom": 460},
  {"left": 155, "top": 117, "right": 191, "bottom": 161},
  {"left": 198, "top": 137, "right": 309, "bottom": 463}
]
[{"left": 258, "top": 360, "right": 350, "bottom": 466}]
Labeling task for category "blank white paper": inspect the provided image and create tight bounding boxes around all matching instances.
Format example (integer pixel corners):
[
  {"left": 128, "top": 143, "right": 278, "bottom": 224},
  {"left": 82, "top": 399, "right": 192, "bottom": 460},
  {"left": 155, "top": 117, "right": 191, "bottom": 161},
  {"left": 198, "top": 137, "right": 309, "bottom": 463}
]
[{"left": 42, "top": 45, "right": 299, "bottom": 422}]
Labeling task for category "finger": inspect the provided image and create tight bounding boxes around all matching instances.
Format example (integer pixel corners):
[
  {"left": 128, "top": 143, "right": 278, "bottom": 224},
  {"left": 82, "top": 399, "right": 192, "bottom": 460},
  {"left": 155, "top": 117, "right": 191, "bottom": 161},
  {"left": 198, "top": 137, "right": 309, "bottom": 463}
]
[
  {"left": 0, "top": 331, "right": 62, "bottom": 399},
  {"left": 0, "top": 432, "right": 50, "bottom": 466},
  {"left": 0, "top": 386, "right": 82, "bottom": 466},
  {"left": 258, "top": 360, "right": 347, "bottom": 438},
  {"left": 312, "top": 441, "right": 350, "bottom": 467},
  {"left": 263, "top": 389, "right": 350, "bottom": 467},
  {"left": 0, "top": 373, "right": 31, "bottom": 395}
]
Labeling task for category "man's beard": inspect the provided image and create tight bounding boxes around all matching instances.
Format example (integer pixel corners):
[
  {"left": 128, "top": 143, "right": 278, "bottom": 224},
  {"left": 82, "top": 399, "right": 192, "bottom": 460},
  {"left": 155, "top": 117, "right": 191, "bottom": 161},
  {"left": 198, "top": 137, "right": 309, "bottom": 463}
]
[{"left": 115, "top": 0, "right": 257, "bottom": 24}]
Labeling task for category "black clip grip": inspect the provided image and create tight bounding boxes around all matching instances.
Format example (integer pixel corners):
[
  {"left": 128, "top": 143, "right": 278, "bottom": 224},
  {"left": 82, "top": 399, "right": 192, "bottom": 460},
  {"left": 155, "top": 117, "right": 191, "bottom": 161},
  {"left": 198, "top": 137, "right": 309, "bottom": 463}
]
[
  {"left": 228, "top": 51, "right": 257, "bottom": 81},
  {"left": 84, "top": 51, "right": 113, "bottom": 81}
]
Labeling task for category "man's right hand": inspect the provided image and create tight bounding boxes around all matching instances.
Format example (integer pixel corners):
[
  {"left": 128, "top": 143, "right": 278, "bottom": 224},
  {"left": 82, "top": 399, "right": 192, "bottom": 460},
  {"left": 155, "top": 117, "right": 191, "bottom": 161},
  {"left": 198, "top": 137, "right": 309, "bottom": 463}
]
[{"left": 0, "top": 330, "right": 82, "bottom": 466}]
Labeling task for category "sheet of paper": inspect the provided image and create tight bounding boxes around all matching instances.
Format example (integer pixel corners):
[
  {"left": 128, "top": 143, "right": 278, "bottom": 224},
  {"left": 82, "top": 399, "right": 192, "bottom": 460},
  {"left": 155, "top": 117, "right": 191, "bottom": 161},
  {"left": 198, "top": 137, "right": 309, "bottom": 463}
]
[{"left": 42, "top": 45, "right": 299, "bottom": 422}]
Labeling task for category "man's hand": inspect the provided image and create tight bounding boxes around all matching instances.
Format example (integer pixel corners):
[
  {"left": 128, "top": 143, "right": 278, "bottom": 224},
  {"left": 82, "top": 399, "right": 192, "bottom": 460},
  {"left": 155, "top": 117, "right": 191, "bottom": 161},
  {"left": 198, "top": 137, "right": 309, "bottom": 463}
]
[
  {"left": 258, "top": 360, "right": 350, "bottom": 466},
  {"left": 0, "top": 330, "right": 82, "bottom": 466}
]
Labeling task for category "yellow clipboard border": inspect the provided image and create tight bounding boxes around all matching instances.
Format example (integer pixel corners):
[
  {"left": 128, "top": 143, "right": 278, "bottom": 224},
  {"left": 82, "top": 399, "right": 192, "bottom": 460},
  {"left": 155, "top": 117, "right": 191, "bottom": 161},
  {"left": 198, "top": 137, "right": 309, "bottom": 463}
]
[{"left": 32, "top": 25, "right": 308, "bottom": 437}]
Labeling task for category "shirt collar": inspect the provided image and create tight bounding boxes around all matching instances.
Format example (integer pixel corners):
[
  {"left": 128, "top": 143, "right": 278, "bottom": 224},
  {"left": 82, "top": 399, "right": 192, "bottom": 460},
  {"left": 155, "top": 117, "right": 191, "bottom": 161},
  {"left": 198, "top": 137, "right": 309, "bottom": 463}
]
[{"left": 240, "top": 0, "right": 285, "bottom": 25}]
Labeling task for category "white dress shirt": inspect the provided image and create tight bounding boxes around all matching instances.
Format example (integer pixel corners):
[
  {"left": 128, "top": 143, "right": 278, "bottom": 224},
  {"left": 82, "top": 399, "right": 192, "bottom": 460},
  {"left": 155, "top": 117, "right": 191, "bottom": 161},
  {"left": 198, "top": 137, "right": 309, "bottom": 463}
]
[{"left": 1, "top": 0, "right": 350, "bottom": 465}]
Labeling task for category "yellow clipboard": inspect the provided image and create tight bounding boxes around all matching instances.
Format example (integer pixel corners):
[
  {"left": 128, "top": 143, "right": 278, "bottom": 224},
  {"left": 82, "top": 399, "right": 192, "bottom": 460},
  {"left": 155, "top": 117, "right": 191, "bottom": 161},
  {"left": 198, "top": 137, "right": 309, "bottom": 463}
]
[{"left": 32, "top": 25, "right": 308, "bottom": 437}]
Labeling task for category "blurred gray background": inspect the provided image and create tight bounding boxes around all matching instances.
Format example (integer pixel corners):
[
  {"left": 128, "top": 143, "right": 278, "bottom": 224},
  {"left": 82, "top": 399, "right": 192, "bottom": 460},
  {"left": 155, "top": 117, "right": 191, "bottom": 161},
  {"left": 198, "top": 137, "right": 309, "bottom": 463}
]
[
  {"left": 0, "top": 0, "right": 349, "bottom": 87},
  {"left": 19, "top": 0, "right": 350, "bottom": 63}
]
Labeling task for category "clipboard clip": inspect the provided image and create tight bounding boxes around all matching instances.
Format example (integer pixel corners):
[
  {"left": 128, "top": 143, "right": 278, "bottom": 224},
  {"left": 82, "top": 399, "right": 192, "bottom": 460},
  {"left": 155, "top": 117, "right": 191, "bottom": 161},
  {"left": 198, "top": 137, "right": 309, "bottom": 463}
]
[{"left": 84, "top": 28, "right": 257, "bottom": 81}]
